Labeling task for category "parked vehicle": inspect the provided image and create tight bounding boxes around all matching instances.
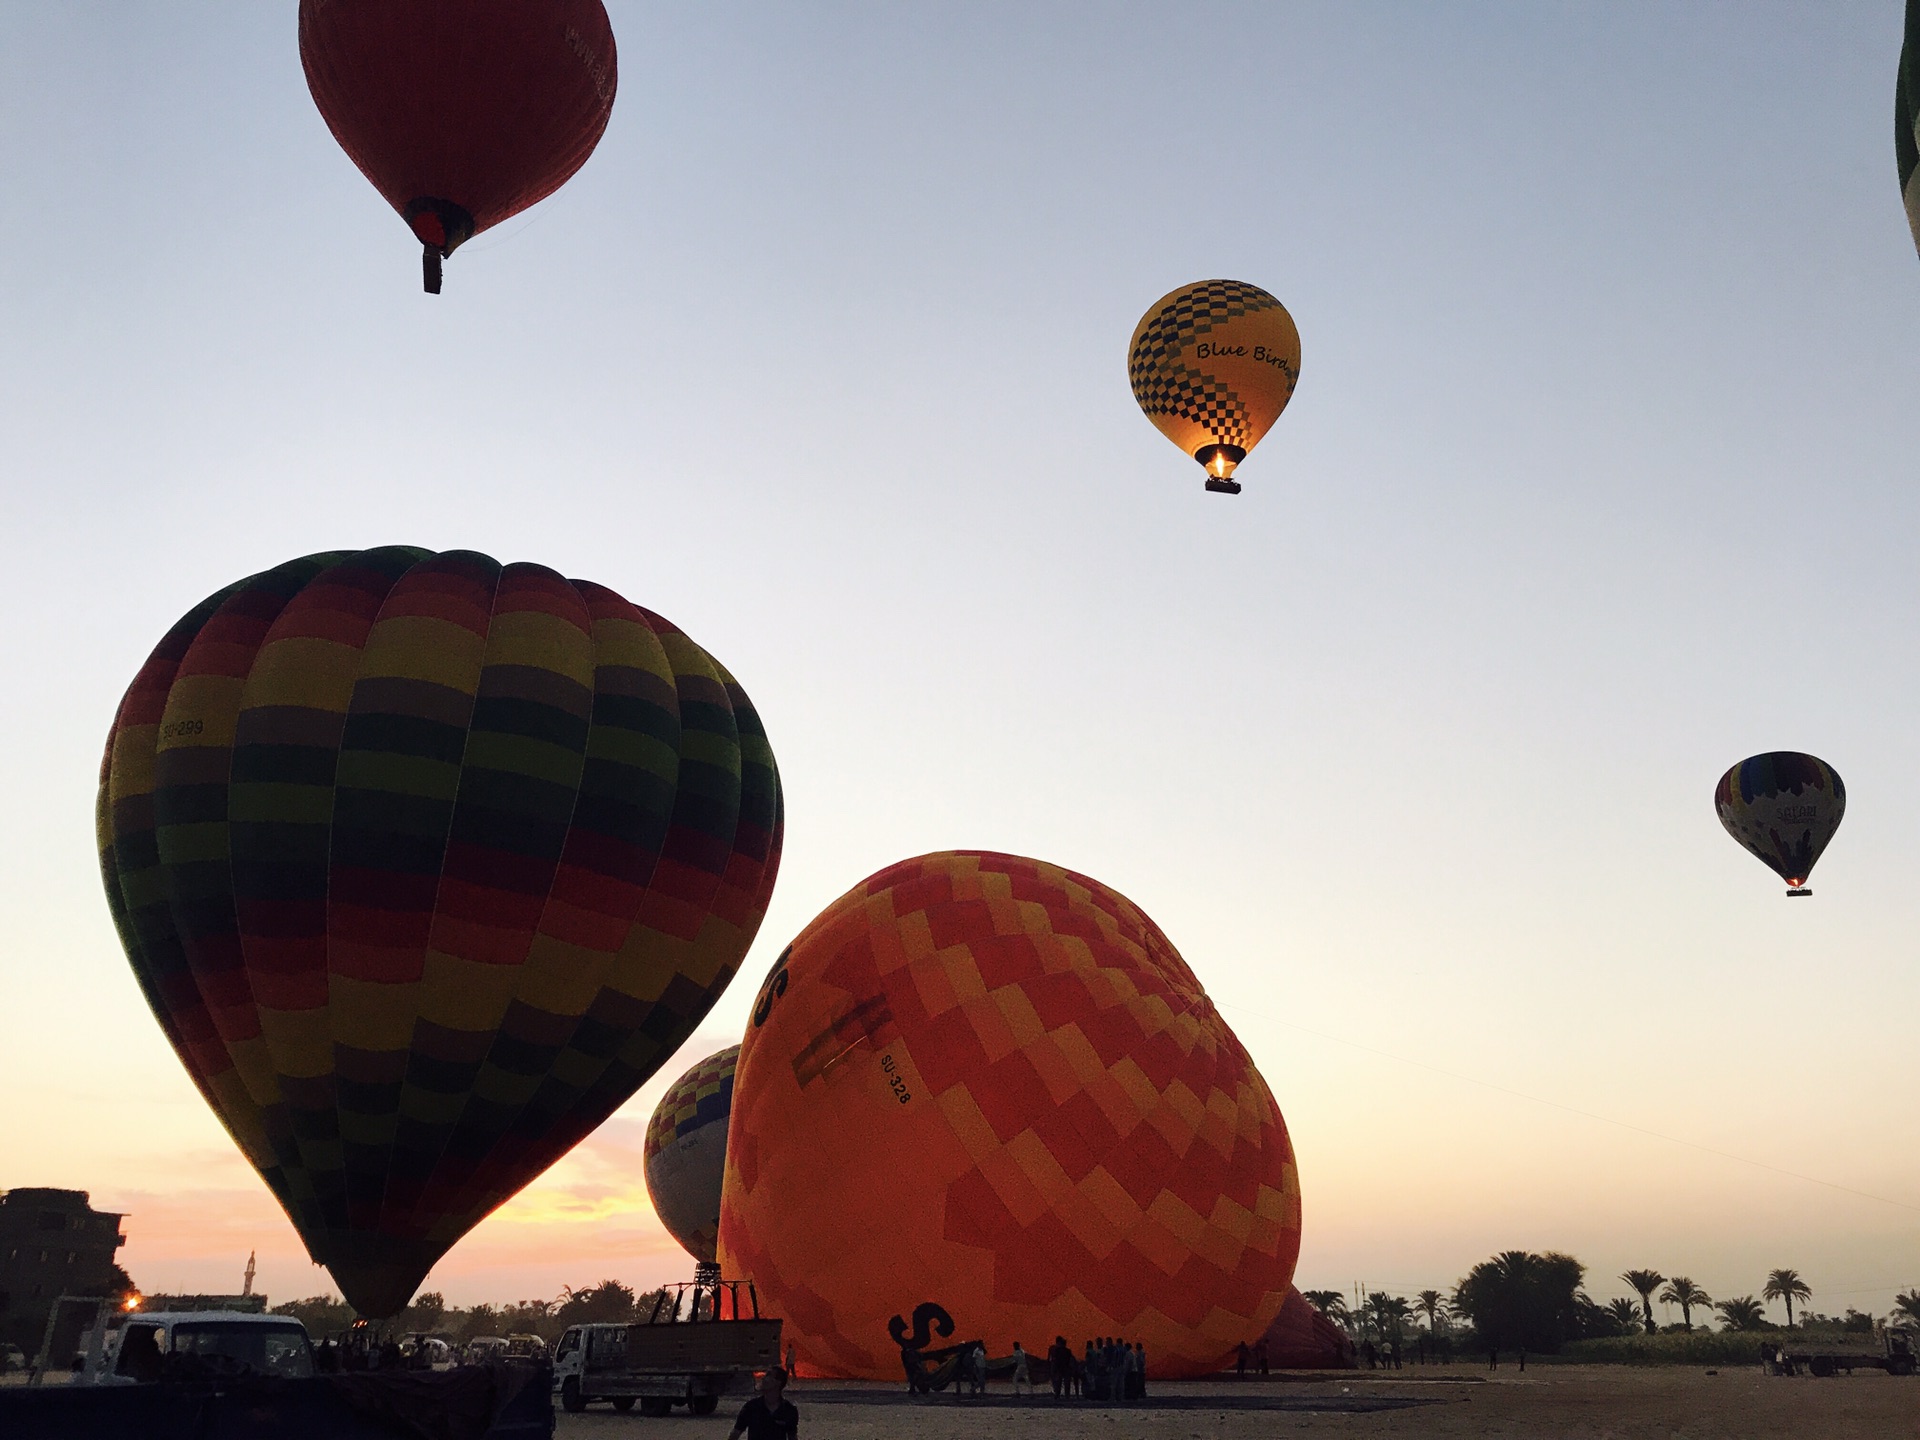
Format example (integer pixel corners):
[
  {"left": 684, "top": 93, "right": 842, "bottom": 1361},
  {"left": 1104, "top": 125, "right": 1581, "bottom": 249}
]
[
  {"left": 1764, "top": 1330, "right": 1918, "bottom": 1377},
  {"left": 552, "top": 1279, "right": 780, "bottom": 1416},
  {"left": 77, "top": 1311, "right": 315, "bottom": 1385},
  {"left": 504, "top": 1334, "right": 548, "bottom": 1362},
  {"left": 464, "top": 1336, "right": 511, "bottom": 1365}
]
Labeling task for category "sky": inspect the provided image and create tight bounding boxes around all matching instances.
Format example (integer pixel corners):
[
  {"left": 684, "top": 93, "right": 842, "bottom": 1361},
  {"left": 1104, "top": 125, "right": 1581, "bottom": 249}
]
[{"left": 2, "top": 1, "right": 1919, "bottom": 1326}]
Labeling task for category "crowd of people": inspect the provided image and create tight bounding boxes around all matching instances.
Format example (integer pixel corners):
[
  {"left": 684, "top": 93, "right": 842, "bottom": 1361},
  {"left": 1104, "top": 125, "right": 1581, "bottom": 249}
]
[
  {"left": 902, "top": 1335, "right": 1148, "bottom": 1401},
  {"left": 1043, "top": 1336, "right": 1148, "bottom": 1401}
]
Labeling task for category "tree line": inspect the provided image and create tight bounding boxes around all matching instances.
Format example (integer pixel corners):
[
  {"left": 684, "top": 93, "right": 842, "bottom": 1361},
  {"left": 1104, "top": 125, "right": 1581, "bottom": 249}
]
[
  {"left": 1304, "top": 1256, "right": 1918, "bottom": 1354},
  {"left": 269, "top": 1278, "right": 674, "bottom": 1345}
]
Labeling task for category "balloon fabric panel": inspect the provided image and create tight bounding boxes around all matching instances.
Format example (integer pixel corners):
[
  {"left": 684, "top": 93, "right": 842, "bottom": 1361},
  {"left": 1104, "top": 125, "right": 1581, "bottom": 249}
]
[
  {"left": 718, "top": 851, "right": 1299, "bottom": 1381},
  {"left": 99, "top": 550, "right": 782, "bottom": 1318}
]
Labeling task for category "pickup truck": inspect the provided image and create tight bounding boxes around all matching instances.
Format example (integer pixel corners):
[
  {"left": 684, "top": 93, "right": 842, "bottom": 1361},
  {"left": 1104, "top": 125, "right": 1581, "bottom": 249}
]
[{"left": 553, "top": 1290, "right": 780, "bottom": 1417}]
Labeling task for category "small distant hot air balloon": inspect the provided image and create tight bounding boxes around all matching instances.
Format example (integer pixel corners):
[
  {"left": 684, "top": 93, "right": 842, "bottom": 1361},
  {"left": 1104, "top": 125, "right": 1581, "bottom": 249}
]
[
  {"left": 1128, "top": 279, "right": 1300, "bottom": 494},
  {"left": 1714, "top": 752, "right": 1845, "bottom": 896},
  {"left": 97, "top": 549, "right": 782, "bottom": 1316},
  {"left": 1899, "top": 0, "right": 1920, "bottom": 257},
  {"left": 300, "top": 0, "right": 618, "bottom": 293},
  {"left": 643, "top": 1046, "right": 738, "bottom": 1264}
]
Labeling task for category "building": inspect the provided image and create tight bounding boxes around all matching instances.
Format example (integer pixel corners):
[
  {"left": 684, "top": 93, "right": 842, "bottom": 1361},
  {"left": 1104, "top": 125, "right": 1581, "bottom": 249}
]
[{"left": 0, "top": 1189, "right": 126, "bottom": 1351}]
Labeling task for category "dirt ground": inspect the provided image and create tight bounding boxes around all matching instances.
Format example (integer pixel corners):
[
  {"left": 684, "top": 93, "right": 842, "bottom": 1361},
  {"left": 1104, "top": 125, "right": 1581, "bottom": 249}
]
[{"left": 556, "top": 1366, "right": 1920, "bottom": 1440}]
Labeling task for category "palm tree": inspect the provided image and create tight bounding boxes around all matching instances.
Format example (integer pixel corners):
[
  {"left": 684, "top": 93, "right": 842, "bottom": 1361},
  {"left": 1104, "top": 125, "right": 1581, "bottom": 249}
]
[
  {"left": 1715, "top": 1296, "right": 1766, "bottom": 1331},
  {"left": 1893, "top": 1291, "right": 1920, "bottom": 1327},
  {"left": 1604, "top": 1297, "right": 1641, "bottom": 1333},
  {"left": 1368, "top": 1293, "right": 1412, "bottom": 1344},
  {"left": 1415, "top": 1290, "right": 1448, "bottom": 1333},
  {"left": 1762, "top": 1270, "right": 1811, "bottom": 1329},
  {"left": 1621, "top": 1270, "right": 1664, "bottom": 1335},
  {"left": 1659, "top": 1277, "right": 1711, "bottom": 1332},
  {"left": 1302, "top": 1290, "right": 1346, "bottom": 1318}
]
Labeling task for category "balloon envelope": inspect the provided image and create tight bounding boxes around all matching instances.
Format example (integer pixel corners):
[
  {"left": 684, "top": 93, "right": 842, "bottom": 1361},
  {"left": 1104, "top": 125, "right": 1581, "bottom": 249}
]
[
  {"left": 1260, "top": 1287, "right": 1356, "bottom": 1370},
  {"left": 1900, "top": 0, "right": 1920, "bottom": 257},
  {"left": 97, "top": 549, "right": 781, "bottom": 1316},
  {"left": 718, "top": 851, "right": 1300, "bottom": 1379},
  {"left": 300, "top": 0, "right": 617, "bottom": 288},
  {"left": 643, "top": 1045, "right": 739, "bottom": 1263},
  {"left": 1714, "top": 751, "right": 1844, "bottom": 890},
  {"left": 1128, "top": 279, "right": 1300, "bottom": 489}
]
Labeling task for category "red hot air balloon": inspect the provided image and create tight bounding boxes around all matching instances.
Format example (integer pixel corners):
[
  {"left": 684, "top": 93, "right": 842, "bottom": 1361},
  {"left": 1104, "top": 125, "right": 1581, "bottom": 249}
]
[{"left": 300, "top": 0, "right": 618, "bottom": 293}]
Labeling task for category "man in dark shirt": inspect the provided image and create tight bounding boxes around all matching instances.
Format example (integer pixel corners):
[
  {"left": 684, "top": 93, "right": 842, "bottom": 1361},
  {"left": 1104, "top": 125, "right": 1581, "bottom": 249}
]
[{"left": 730, "top": 1367, "right": 798, "bottom": 1440}]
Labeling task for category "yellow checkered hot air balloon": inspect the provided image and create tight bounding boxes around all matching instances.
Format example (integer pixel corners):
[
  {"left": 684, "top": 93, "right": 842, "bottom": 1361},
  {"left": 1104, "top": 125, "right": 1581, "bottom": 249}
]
[{"left": 1129, "top": 279, "right": 1301, "bottom": 494}]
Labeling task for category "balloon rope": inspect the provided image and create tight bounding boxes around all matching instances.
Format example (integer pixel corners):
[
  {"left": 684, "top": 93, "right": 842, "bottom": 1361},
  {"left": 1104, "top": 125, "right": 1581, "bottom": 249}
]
[{"left": 1218, "top": 1000, "right": 1920, "bottom": 1216}]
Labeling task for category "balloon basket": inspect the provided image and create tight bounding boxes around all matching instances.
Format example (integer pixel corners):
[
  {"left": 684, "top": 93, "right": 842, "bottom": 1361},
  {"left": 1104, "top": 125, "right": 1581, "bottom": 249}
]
[
  {"left": 1786, "top": 888, "right": 1812, "bottom": 897},
  {"left": 1204, "top": 477, "right": 1242, "bottom": 495}
]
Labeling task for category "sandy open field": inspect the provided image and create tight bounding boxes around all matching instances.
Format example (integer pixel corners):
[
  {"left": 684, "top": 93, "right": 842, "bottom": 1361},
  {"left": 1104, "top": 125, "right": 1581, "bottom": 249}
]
[{"left": 556, "top": 1366, "right": 1920, "bottom": 1440}]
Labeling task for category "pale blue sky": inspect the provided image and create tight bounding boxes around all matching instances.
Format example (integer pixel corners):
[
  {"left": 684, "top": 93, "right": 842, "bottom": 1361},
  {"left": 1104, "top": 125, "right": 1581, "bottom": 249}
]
[{"left": 3, "top": 3, "right": 1918, "bottom": 1319}]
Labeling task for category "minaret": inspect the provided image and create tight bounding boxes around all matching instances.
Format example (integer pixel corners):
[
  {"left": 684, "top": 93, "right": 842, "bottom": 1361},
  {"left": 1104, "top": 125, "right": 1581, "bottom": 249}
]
[{"left": 242, "top": 1250, "right": 256, "bottom": 1298}]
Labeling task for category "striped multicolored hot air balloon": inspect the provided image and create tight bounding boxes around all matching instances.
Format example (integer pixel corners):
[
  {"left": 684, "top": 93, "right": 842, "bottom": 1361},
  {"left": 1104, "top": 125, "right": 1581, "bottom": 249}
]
[
  {"left": 97, "top": 548, "right": 782, "bottom": 1316},
  {"left": 643, "top": 1046, "right": 738, "bottom": 1263},
  {"left": 1714, "top": 751, "right": 1844, "bottom": 896},
  {"left": 718, "top": 851, "right": 1299, "bottom": 1380},
  {"left": 1128, "top": 279, "right": 1301, "bottom": 494}
]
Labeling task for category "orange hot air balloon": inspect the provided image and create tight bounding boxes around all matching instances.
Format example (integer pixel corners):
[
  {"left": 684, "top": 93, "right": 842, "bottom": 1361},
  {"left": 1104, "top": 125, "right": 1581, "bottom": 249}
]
[
  {"left": 718, "top": 851, "right": 1300, "bottom": 1380},
  {"left": 1128, "top": 279, "right": 1301, "bottom": 494}
]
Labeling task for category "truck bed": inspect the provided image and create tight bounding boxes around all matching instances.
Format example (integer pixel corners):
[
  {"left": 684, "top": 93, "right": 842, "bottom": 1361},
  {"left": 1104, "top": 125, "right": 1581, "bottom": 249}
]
[{"left": 588, "top": 1321, "right": 782, "bottom": 1377}]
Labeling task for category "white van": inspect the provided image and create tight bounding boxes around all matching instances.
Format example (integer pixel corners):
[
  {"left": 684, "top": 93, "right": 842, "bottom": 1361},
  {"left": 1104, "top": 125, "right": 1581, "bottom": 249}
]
[{"left": 78, "top": 1311, "right": 315, "bottom": 1385}]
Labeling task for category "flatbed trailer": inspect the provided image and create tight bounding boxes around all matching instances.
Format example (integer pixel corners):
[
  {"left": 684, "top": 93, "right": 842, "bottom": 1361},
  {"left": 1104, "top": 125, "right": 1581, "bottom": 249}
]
[{"left": 1765, "top": 1331, "right": 1916, "bottom": 1377}]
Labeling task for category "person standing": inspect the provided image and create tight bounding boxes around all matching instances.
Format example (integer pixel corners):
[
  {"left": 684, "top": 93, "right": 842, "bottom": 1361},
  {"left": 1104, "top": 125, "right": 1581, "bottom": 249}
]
[
  {"left": 1487, "top": 1343, "right": 1498, "bottom": 1371},
  {"left": 1011, "top": 1340, "right": 1033, "bottom": 1397},
  {"left": 1235, "top": 1340, "right": 1249, "bottom": 1379},
  {"left": 1123, "top": 1340, "right": 1141, "bottom": 1401},
  {"left": 1134, "top": 1343, "right": 1147, "bottom": 1400},
  {"left": 1255, "top": 1338, "right": 1269, "bottom": 1377},
  {"left": 1083, "top": 1340, "right": 1098, "bottom": 1399},
  {"left": 729, "top": 1368, "right": 798, "bottom": 1440},
  {"left": 1107, "top": 1339, "right": 1125, "bottom": 1403}
]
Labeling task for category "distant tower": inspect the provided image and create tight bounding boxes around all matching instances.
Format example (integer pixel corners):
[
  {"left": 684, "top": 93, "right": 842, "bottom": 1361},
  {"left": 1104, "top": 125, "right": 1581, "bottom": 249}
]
[{"left": 242, "top": 1250, "right": 256, "bottom": 1298}]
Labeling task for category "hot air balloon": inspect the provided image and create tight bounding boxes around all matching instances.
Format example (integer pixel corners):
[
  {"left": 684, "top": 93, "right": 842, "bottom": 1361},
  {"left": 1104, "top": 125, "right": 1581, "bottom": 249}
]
[
  {"left": 1899, "top": 0, "right": 1920, "bottom": 257},
  {"left": 300, "top": 0, "right": 618, "bottom": 293},
  {"left": 1259, "top": 1287, "right": 1356, "bottom": 1370},
  {"left": 1714, "top": 752, "right": 1844, "bottom": 896},
  {"left": 97, "top": 548, "right": 781, "bottom": 1316},
  {"left": 644, "top": 1046, "right": 738, "bottom": 1263},
  {"left": 717, "top": 851, "right": 1299, "bottom": 1380},
  {"left": 1128, "top": 279, "right": 1301, "bottom": 494}
]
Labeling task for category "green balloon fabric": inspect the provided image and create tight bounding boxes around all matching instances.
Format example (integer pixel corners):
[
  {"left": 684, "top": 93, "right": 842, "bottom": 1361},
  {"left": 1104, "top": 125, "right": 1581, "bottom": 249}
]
[{"left": 97, "top": 549, "right": 782, "bottom": 1316}]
